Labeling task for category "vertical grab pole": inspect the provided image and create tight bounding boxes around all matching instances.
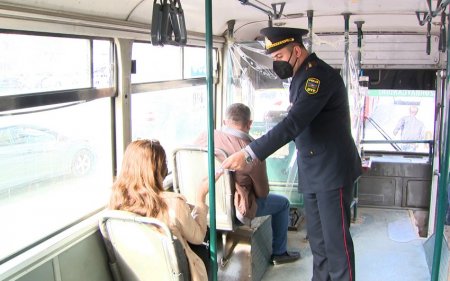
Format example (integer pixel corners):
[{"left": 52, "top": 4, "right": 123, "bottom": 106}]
[
  {"left": 307, "top": 10, "right": 314, "bottom": 53},
  {"left": 355, "top": 21, "right": 365, "bottom": 77},
  {"left": 342, "top": 13, "right": 351, "bottom": 91},
  {"left": 205, "top": 0, "right": 218, "bottom": 280},
  {"left": 431, "top": 82, "right": 450, "bottom": 281},
  {"left": 431, "top": 7, "right": 450, "bottom": 281},
  {"left": 427, "top": 20, "right": 432, "bottom": 55}
]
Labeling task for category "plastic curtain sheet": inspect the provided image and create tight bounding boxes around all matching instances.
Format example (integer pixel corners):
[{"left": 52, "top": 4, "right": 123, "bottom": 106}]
[
  {"left": 227, "top": 35, "right": 365, "bottom": 147},
  {"left": 342, "top": 53, "right": 365, "bottom": 150},
  {"left": 226, "top": 36, "right": 365, "bottom": 194}
]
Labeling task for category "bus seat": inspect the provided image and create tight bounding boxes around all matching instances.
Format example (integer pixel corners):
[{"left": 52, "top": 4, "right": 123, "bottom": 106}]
[
  {"left": 172, "top": 147, "right": 236, "bottom": 232},
  {"left": 98, "top": 210, "right": 190, "bottom": 281},
  {"left": 172, "top": 147, "right": 238, "bottom": 265}
]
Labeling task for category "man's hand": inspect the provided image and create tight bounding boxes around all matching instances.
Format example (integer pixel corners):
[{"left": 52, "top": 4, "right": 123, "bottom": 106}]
[{"left": 221, "top": 150, "right": 247, "bottom": 171}]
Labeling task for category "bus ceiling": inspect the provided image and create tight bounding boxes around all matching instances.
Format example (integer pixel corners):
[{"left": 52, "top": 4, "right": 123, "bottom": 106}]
[{"left": 0, "top": 0, "right": 449, "bottom": 42}]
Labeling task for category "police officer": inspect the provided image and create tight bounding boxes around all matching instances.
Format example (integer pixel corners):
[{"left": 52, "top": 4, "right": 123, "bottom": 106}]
[{"left": 222, "top": 27, "right": 362, "bottom": 281}]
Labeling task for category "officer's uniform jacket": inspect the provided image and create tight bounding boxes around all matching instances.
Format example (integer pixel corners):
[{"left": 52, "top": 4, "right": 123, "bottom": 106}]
[{"left": 249, "top": 53, "right": 362, "bottom": 193}]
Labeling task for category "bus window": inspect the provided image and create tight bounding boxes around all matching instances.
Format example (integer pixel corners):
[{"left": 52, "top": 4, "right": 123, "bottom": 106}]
[
  {"left": 131, "top": 42, "right": 182, "bottom": 83},
  {"left": 184, "top": 46, "right": 207, "bottom": 78},
  {"left": 131, "top": 86, "right": 207, "bottom": 165},
  {"left": 130, "top": 42, "right": 210, "bottom": 165},
  {"left": 0, "top": 34, "right": 114, "bottom": 262},
  {"left": 0, "top": 34, "right": 91, "bottom": 95},
  {"left": 93, "top": 40, "right": 114, "bottom": 89},
  {"left": 183, "top": 46, "right": 217, "bottom": 78},
  {"left": 0, "top": 99, "right": 113, "bottom": 262}
]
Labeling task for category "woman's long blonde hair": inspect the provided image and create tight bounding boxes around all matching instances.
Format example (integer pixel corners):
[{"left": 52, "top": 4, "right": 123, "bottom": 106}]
[{"left": 109, "top": 139, "right": 168, "bottom": 217}]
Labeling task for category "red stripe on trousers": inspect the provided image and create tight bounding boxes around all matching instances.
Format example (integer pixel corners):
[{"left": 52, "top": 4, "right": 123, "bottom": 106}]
[{"left": 339, "top": 187, "right": 353, "bottom": 281}]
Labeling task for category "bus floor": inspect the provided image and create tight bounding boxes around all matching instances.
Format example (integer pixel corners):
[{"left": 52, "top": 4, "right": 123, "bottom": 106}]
[{"left": 261, "top": 207, "right": 430, "bottom": 281}]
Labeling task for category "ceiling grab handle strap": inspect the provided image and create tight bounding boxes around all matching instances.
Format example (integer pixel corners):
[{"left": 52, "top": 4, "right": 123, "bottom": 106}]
[
  {"left": 169, "top": 0, "right": 181, "bottom": 44},
  {"left": 151, "top": 0, "right": 162, "bottom": 46},
  {"left": 166, "top": 11, "right": 174, "bottom": 44},
  {"left": 176, "top": 0, "right": 187, "bottom": 45},
  {"left": 439, "top": 11, "right": 446, "bottom": 52},
  {"left": 426, "top": 19, "right": 432, "bottom": 55},
  {"left": 160, "top": 0, "right": 171, "bottom": 45}
]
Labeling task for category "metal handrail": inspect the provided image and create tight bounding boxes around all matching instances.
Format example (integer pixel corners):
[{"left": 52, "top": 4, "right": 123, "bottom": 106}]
[
  {"left": 365, "top": 117, "right": 402, "bottom": 151},
  {"left": 361, "top": 139, "right": 434, "bottom": 161}
]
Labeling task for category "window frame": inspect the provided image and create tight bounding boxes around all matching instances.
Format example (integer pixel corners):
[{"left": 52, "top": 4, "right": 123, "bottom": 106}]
[{"left": 0, "top": 31, "right": 116, "bottom": 113}]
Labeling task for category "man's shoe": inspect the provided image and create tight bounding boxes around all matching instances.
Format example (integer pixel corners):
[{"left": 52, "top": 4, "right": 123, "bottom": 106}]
[{"left": 271, "top": 251, "right": 301, "bottom": 265}]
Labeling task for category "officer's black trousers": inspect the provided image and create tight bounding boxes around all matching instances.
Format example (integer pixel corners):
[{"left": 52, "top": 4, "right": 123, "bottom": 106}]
[{"left": 303, "top": 185, "right": 355, "bottom": 281}]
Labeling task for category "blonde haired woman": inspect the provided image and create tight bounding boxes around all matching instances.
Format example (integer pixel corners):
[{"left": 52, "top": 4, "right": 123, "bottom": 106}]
[{"left": 109, "top": 139, "right": 218, "bottom": 281}]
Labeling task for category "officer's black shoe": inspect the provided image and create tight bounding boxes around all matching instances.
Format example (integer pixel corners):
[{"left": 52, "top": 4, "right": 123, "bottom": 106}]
[{"left": 271, "top": 251, "right": 301, "bottom": 265}]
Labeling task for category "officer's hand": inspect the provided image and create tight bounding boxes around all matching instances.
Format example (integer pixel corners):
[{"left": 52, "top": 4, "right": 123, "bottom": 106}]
[{"left": 221, "top": 150, "right": 246, "bottom": 171}]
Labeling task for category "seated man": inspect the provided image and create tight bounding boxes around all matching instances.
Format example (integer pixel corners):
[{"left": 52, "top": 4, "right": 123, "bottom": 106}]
[{"left": 196, "top": 103, "right": 300, "bottom": 265}]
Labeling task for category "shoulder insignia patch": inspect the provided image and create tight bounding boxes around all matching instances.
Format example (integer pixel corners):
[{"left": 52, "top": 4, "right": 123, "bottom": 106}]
[{"left": 305, "top": 77, "right": 320, "bottom": 95}]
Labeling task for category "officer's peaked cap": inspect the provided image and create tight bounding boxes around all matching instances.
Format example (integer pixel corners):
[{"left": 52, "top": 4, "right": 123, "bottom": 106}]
[{"left": 260, "top": 27, "right": 308, "bottom": 54}]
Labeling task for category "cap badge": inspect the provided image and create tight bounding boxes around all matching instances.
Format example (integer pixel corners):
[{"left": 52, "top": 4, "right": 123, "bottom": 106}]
[{"left": 265, "top": 37, "right": 273, "bottom": 49}]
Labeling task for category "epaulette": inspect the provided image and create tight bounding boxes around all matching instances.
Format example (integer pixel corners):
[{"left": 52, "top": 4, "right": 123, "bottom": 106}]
[{"left": 306, "top": 60, "right": 317, "bottom": 71}]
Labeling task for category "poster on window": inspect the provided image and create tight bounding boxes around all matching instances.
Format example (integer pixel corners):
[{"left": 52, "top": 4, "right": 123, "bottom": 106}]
[{"left": 363, "top": 89, "right": 435, "bottom": 153}]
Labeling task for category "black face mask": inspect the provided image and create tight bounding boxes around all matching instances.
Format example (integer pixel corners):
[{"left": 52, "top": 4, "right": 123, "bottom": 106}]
[
  {"left": 272, "top": 48, "right": 298, "bottom": 80},
  {"left": 273, "top": 60, "right": 293, "bottom": 79}
]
